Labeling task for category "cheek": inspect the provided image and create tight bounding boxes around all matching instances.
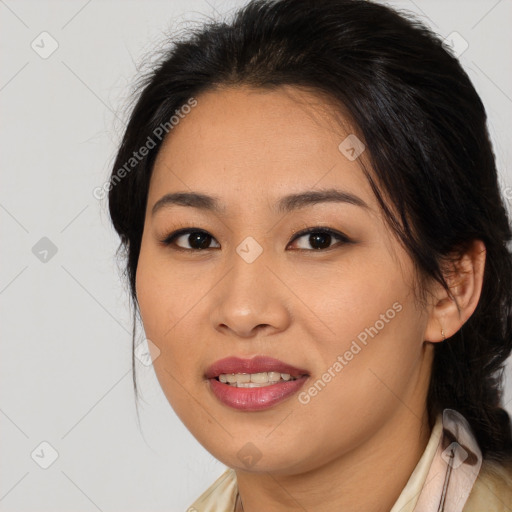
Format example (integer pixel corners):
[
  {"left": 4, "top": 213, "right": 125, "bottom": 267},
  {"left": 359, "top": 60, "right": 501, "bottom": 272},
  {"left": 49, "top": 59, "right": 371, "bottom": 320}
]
[
  {"left": 293, "top": 257, "right": 424, "bottom": 399},
  {"left": 135, "top": 245, "right": 182, "bottom": 342},
  {"left": 136, "top": 264, "right": 198, "bottom": 421},
  {"left": 135, "top": 245, "right": 205, "bottom": 395},
  {"left": 135, "top": 260, "right": 163, "bottom": 342},
  {"left": 291, "top": 254, "right": 410, "bottom": 347}
]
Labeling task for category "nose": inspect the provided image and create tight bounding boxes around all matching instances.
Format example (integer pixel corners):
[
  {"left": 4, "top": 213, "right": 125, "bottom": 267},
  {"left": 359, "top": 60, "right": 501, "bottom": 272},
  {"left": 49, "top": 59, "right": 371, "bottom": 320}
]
[{"left": 209, "top": 250, "right": 292, "bottom": 339}]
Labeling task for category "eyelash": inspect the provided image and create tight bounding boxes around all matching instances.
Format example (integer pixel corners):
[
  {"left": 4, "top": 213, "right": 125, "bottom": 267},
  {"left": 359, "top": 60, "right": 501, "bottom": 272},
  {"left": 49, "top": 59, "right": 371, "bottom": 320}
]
[{"left": 158, "top": 225, "right": 353, "bottom": 252}]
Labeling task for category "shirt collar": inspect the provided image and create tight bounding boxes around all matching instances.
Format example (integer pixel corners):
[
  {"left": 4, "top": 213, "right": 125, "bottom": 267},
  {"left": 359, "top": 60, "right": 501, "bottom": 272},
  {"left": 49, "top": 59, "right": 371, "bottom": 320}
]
[{"left": 188, "top": 409, "right": 482, "bottom": 512}]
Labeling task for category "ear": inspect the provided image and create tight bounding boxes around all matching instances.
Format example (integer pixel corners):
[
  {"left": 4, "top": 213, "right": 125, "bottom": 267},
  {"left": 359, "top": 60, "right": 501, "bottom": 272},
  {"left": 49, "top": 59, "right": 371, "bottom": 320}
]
[{"left": 424, "top": 239, "right": 486, "bottom": 343}]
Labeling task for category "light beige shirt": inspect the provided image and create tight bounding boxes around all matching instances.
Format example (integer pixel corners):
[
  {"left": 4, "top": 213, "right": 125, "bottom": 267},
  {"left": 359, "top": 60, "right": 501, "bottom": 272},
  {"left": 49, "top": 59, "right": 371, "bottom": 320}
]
[{"left": 187, "top": 409, "right": 511, "bottom": 511}]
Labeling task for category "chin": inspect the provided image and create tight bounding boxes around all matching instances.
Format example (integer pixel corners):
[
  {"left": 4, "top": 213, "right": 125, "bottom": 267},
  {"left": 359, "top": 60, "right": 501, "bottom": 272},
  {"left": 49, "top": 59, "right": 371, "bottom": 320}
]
[{"left": 205, "top": 439, "right": 313, "bottom": 475}]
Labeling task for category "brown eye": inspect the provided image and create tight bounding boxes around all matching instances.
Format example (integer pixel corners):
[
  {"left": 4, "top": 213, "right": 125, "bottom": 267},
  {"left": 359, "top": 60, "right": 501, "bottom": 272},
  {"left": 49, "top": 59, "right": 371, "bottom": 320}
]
[
  {"left": 161, "top": 229, "right": 220, "bottom": 250},
  {"left": 288, "top": 227, "right": 352, "bottom": 251},
  {"left": 160, "top": 226, "right": 352, "bottom": 252}
]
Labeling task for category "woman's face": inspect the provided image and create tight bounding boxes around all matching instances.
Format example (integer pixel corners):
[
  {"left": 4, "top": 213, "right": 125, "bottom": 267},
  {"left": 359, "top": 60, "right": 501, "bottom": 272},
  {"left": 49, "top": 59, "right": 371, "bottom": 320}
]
[{"left": 136, "top": 85, "right": 435, "bottom": 474}]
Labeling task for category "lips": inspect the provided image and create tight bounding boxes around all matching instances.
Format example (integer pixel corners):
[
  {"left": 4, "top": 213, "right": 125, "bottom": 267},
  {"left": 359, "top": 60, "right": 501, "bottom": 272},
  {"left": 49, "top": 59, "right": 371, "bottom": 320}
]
[
  {"left": 205, "top": 356, "right": 310, "bottom": 411},
  {"left": 205, "top": 355, "right": 309, "bottom": 379}
]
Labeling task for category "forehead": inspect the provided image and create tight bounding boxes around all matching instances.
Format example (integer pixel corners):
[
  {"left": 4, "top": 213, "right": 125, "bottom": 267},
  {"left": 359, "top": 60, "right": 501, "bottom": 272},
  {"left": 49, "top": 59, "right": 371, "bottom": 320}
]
[{"left": 150, "top": 85, "right": 373, "bottom": 208}]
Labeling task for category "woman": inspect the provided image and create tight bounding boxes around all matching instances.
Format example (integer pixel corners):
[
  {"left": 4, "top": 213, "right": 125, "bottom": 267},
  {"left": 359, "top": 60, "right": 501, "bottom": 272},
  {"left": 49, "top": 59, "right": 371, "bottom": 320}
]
[{"left": 107, "top": 0, "right": 512, "bottom": 510}]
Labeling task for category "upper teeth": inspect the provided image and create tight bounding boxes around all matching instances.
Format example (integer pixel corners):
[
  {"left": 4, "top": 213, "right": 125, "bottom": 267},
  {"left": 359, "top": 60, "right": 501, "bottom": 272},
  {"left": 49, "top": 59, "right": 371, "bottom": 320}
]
[{"left": 218, "top": 372, "right": 297, "bottom": 386}]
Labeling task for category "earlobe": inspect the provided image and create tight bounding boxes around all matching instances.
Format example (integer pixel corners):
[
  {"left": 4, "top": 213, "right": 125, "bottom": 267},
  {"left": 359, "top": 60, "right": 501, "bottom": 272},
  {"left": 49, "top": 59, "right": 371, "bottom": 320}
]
[{"left": 424, "top": 240, "right": 486, "bottom": 343}]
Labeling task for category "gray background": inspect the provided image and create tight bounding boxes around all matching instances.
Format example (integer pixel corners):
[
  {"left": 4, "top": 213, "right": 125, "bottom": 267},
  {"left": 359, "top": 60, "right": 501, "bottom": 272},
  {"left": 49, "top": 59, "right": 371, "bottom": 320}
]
[{"left": 1, "top": 0, "right": 511, "bottom": 510}]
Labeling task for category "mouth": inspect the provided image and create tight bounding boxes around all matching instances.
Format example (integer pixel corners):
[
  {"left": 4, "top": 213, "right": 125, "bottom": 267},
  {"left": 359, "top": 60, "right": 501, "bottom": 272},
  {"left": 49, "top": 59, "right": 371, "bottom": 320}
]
[
  {"left": 205, "top": 355, "right": 309, "bottom": 380},
  {"left": 215, "top": 371, "right": 305, "bottom": 387},
  {"left": 205, "top": 356, "right": 310, "bottom": 411}
]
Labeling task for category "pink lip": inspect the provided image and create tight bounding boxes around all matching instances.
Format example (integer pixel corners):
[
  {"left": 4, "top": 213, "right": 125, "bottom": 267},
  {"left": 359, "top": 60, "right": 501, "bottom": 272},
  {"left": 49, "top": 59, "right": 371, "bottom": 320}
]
[{"left": 205, "top": 356, "right": 310, "bottom": 411}]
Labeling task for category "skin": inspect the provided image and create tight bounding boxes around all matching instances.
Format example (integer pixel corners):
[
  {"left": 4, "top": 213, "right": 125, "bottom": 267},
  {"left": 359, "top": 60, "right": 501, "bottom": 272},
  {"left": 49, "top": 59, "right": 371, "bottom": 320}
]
[{"left": 135, "top": 85, "right": 486, "bottom": 511}]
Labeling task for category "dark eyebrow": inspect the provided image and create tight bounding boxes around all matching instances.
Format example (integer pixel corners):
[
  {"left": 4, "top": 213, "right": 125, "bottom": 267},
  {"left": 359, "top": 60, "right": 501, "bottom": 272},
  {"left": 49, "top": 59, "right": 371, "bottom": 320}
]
[
  {"left": 151, "top": 188, "right": 369, "bottom": 217},
  {"left": 152, "top": 192, "right": 225, "bottom": 216},
  {"left": 275, "top": 189, "right": 368, "bottom": 214}
]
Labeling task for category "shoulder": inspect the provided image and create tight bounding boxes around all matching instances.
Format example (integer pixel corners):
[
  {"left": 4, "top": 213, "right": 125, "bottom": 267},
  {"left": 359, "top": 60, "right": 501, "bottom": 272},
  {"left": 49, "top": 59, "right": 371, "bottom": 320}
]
[
  {"left": 186, "top": 467, "right": 238, "bottom": 512},
  {"left": 463, "top": 456, "right": 512, "bottom": 512}
]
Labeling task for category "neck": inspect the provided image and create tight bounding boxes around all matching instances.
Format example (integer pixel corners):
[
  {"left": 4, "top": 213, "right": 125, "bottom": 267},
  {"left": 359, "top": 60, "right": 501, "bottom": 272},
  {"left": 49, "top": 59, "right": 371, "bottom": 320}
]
[{"left": 234, "top": 407, "right": 432, "bottom": 512}]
